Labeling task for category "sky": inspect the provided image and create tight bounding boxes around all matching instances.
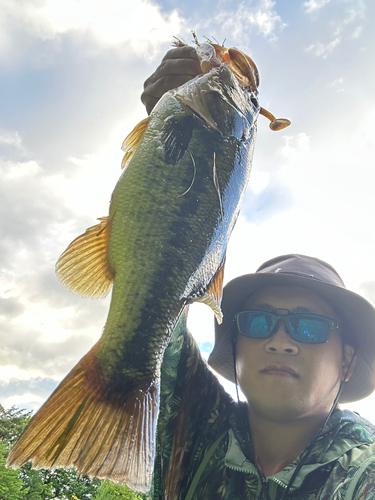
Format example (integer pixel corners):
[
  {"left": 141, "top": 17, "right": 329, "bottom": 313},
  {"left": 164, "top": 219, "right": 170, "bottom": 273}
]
[{"left": 1, "top": 0, "right": 375, "bottom": 422}]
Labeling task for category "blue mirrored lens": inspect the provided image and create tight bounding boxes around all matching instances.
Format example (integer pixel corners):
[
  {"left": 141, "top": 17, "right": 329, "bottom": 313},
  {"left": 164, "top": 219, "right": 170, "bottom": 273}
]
[
  {"left": 237, "top": 312, "right": 276, "bottom": 338},
  {"left": 236, "top": 311, "right": 331, "bottom": 343},
  {"left": 289, "top": 316, "right": 330, "bottom": 343}
]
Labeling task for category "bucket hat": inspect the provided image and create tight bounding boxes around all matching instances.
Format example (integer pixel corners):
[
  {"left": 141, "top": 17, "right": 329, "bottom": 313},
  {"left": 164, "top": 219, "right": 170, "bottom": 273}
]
[{"left": 208, "top": 254, "right": 375, "bottom": 403}]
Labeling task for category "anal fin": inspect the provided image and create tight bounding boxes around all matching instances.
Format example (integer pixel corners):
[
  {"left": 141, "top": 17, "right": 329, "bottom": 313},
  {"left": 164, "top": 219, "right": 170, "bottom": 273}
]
[{"left": 6, "top": 344, "right": 159, "bottom": 494}]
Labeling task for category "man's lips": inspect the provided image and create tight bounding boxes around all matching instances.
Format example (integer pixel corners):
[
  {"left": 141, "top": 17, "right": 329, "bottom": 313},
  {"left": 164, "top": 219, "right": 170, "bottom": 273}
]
[{"left": 260, "top": 365, "right": 298, "bottom": 377}]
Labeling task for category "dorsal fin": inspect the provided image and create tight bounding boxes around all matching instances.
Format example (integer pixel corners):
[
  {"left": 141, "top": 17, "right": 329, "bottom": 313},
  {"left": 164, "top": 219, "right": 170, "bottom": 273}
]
[
  {"left": 55, "top": 217, "right": 114, "bottom": 298},
  {"left": 190, "top": 260, "right": 225, "bottom": 324},
  {"left": 121, "top": 117, "right": 149, "bottom": 169}
]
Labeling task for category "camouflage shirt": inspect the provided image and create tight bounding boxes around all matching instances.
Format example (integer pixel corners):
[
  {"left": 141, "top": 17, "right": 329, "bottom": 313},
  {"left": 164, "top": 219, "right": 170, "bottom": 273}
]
[{"left": 151, "top": 313, "right": 375, "bottom": 500}]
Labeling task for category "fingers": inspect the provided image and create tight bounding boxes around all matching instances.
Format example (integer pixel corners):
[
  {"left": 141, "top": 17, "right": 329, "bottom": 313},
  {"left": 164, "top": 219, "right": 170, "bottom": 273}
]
[
  {"left": 141, "top": 74, "right": 197, "bottom": 113},
  {"left": 161, "top": 45, "right": 198, "bottom": 62},
  {"left": 141, "top": 46, "right": 201, "bottom": 115}
]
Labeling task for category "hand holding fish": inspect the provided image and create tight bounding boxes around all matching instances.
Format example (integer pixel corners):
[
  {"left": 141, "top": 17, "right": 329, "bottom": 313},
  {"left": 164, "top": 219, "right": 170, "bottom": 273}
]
[
  {"left": 142, "top": 41, "right": 290, "bottom": 130},
  {"left": 7, "top": 39, "right": 291, "bottom": 493},
  {"left": 141, "top": 45, "right": 201, "bottom": 114}
]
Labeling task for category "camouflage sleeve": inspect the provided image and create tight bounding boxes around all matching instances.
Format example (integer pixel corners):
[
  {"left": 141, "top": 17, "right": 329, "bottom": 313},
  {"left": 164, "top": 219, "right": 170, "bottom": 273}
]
[
  {"left": 352, "top": 461, "right": 375, "bottom": 499},
  {"left": 152, "top": 308, "right": 233, "bottom": 499}
]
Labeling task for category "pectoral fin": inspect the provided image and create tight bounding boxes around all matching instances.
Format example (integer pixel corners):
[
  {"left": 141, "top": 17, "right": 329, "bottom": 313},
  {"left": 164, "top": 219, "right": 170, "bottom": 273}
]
[
  {"left": 56, "top": 217, "right": 114, "bottom": 298},
  {"left": 162, "top": 116, "right": 194, "bottom": 165},
  {"left": 121, "top": 117, "right": 149, "bottom": 169},
  {"left": 190, "top": 260, "right": 225, "bottom": 324}
]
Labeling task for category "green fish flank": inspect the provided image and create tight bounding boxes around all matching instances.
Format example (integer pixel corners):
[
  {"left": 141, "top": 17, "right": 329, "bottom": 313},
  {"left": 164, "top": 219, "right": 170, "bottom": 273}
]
[{"left": 98, "top": 64, "right": 259, "bottom": 393}]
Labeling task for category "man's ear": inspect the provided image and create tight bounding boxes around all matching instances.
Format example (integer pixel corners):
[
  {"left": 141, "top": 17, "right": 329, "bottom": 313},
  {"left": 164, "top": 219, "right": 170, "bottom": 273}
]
[{"left": 342, "top": 344, "right": 356, "bottom": 382}]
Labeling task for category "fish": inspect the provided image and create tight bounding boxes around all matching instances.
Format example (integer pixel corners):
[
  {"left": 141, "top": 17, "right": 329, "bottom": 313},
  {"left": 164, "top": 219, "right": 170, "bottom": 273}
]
[{"left": 6, "top": 41, "right": 290, "bottom": 492}]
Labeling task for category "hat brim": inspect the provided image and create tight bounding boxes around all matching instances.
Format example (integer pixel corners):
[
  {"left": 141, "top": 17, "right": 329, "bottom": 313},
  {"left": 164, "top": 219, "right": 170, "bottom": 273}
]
[{"left": 208, "top": 272, "right": 375, "bottom": 403}]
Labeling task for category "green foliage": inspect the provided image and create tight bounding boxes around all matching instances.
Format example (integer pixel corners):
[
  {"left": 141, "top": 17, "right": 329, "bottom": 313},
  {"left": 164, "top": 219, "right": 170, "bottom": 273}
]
[
  {"left": 0, "top": 441, "right": 28, "bottom": 500},
  {"left": 23, "top": 469, "right": 44, "bottom": 500},
  {"left": 18, "top": 465, "right": 52, "bottom": 500},
  {"left": 94, "top": 480, "right": 145, "bottom": 500},
  {"left": 38, "top": 468, "right": 101, "bottom": 500},
  {"left": 0, "top": 405, "right": 31, "bottom": 448},
  {"left": 0, "top": 406, "right": 101, "bottom": 500}
]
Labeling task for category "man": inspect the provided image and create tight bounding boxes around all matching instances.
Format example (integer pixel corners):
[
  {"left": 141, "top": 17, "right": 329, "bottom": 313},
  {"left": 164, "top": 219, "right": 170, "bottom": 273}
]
[{"left": 141, "top": 48, "right": 375, "bottom": 500}]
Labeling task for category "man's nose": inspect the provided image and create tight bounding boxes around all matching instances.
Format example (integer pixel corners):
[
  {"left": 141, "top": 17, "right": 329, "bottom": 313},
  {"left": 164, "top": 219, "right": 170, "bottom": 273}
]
[{"left": 265, "top": 320, "right": 299, "bottom": 355}]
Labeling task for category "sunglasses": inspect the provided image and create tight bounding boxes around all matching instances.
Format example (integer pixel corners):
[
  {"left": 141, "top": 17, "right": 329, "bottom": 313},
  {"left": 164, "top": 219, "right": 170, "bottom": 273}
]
[{"left": 234, "top": 309, "right": 339, "bottom": 344}]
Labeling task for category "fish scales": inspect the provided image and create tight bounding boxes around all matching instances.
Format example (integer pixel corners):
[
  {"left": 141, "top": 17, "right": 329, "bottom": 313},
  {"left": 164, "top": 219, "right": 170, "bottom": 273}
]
[
  {"left": 6, "top": 42, "right": 289, "bottom": 493},
  {"left": 98, "top": 64, "right": 258, "bottom": 393}
]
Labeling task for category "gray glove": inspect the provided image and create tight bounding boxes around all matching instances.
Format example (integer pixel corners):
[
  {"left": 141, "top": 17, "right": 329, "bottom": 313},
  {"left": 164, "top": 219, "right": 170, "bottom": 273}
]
[{"left": 141, "top": 46, "right": 201, "bottom": 115}]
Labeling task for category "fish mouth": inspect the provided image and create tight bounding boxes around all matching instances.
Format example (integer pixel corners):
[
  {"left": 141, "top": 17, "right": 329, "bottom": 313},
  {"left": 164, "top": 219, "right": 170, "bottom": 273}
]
[
  {"left": 196, "top": 43, "right": 259, "bottom": 92},
  {"left": 260, "top": 365, "right": 298, "bottom": 377},
  {"left": 193, "top": 41, "right": 290, "bottom": 132}
]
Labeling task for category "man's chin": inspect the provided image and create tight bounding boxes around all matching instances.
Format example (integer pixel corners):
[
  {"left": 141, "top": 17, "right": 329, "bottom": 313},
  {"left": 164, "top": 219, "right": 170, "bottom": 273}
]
[{"left": 246, "top": 397, "right": 314, "bottom": 423}]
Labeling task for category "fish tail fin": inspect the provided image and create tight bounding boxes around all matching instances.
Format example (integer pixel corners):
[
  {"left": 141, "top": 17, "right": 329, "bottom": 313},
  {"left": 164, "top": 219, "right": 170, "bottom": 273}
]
[{"left": 6, "top": 345, "right": 159, "bottom": 493}]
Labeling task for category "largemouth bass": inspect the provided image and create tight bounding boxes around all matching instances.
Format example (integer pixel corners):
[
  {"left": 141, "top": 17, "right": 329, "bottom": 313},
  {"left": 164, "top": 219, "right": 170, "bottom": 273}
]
[{"left": 7, "top": 42, "right": 290, "bottom": 492}]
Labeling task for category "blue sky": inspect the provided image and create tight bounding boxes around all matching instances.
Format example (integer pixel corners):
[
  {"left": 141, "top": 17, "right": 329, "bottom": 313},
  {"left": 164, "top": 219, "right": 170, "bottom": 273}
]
[{"left": 1, "top": 0, "right": 375, "bottom": 419}]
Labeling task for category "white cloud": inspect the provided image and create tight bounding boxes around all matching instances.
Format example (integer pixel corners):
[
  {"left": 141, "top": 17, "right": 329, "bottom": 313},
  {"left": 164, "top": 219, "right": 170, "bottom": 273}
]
[
  {"left": 0, "top": 0, "right": 186, "bottom": 60},
  {"left": 208, "top": 0, "right": 285, "bottom": 44},
  {"left": 250, "top": 170, "right": 270, "bottom": 194},
  {"left": 1, "top": 393, "right": 45, "bottom": 412},
  {"left": 279, "top": 132, "right": 311, "bottom": 163},
  {"left": 304, "top": 0, "right": 366, "bottom": 58},
  {"left": 351, "top": 25, "right": 363, "bottom": 38},
  {"left": 0, "top": 366, "right": 40, "bottom": 383},
  {"left": 343, "top": 3, "right": 365, "bottom": 25},
  {"left": 1, "top": 159, "right": 41, "bottom": 181},
  {"left": 304, "top": 0, "right": 332, "bottom": 14},
  {"left": 306, "top": 35, "right": 341, "bottom": 58},
  {"left": 328, "top": 76, "right": 345, "bottom": 92},
  {"left": 0, "top": 130, "right": 22, "bottom": 148}
]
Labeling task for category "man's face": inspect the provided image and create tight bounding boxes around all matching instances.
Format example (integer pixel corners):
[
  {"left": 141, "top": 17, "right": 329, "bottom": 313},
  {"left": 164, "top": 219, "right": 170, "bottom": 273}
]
[{"left": 235, "top": 285, "right": 352, "bottom": 422}]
